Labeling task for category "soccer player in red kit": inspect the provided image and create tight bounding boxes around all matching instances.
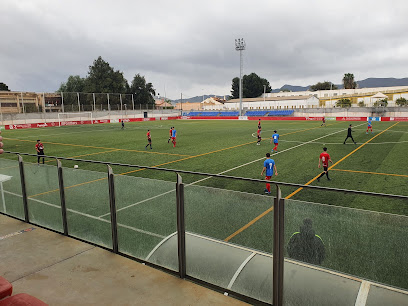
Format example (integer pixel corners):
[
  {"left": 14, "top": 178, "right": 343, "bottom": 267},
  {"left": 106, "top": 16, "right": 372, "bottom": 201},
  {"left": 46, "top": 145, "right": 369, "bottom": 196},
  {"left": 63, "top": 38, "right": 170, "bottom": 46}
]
[
  {"left": 258, "top": 119, "right": 261, "bottom": 130},
  {"left": 256, "top": 128, "right": 262, "bottom": 145},
  {"left": 145, "top": 130, "right": 152, "bottom": 149},
  {"left": 317, "top": 147, "right": 333, "bottom": 182},
  {"left": 171, "top": 128, "right": 177, "bottom": 147},
  {"left": 168, "top": 127, "right": 173, "bottom": 143},
  {"left": 35, "top": 139, "right": 45, "bottom": 164}
]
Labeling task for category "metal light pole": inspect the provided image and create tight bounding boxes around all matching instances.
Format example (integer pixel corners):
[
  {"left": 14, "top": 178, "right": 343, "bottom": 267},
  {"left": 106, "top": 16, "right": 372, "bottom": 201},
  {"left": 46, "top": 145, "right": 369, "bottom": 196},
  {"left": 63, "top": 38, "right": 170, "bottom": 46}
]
[{"left": 235, "top": 38, "right": 246, "bottom": 116}]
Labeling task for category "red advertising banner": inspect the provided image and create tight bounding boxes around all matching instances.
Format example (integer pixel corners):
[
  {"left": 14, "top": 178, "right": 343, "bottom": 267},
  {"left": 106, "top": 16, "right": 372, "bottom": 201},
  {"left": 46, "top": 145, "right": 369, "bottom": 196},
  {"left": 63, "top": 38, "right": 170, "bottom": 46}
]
[
  {"left": 389, "top": 117, "right": 408, "bottom": 121},
  {"left": 335, "top": 117, "right": 367, "bottom": 121},
  {"left": 120, "top": 118, "right": 157, "bottom": 122},
  {"left": 6, "top": 124, "right": 35, "bottom": 130},
  {"left": 6, "top": 119, "right": 111, "bottom": 130},
  {"left": 160, "top": 116, "right": 181, "bottom": 120}
]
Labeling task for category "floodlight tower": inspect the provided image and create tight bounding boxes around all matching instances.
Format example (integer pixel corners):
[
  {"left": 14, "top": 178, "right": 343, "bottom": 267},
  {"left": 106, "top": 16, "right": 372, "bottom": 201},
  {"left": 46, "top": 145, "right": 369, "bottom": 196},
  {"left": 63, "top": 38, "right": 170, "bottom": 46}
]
[{"left": 235, "top": 38, "right": 246, "bottom": 116}]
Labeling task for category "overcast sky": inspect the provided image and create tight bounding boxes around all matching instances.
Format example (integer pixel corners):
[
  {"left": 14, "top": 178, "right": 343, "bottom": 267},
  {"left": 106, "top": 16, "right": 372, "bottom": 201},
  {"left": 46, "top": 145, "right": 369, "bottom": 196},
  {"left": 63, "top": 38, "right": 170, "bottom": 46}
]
[{"left": 2, "top": 0, "right": 408, "bottom": 99}]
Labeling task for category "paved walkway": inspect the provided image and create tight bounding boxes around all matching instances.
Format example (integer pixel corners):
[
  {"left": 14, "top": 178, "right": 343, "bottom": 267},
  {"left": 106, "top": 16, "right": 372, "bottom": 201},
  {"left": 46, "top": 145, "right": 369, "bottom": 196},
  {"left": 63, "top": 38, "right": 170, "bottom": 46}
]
[{"left": 0, "top": 215, "right": 248, "bottom": 305}]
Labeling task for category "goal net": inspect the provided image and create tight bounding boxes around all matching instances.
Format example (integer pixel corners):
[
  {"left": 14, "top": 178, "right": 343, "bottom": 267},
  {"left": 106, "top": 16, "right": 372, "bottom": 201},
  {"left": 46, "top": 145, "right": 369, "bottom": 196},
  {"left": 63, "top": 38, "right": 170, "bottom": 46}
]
[{"left": 58, "top": 112, "right": 93, "bottom": 126}]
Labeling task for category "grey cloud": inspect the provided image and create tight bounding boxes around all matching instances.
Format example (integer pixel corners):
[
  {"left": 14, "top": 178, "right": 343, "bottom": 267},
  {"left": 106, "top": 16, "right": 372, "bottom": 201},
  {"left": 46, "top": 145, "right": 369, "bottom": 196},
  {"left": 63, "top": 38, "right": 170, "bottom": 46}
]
[{"left": 1, "top": 0, "right": 408, "bottom": 98}]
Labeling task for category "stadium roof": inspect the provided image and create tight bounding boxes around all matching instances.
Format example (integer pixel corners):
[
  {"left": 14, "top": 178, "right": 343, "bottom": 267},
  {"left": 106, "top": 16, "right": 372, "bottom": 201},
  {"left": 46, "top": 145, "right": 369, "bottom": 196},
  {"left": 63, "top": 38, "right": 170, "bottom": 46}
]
[{"left": 371, "top": 92, "right": 388, "bottom": 99}]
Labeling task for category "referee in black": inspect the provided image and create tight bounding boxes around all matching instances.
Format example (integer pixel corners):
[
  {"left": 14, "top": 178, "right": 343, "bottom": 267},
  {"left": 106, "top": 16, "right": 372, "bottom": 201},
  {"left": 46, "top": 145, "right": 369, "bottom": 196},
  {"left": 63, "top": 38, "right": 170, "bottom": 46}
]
[
  {"left": 343, "top": 124, "right": 356, "bottom": 144},
  {"left": 35, "top": 139, "right": 45, "bottom": 165}
]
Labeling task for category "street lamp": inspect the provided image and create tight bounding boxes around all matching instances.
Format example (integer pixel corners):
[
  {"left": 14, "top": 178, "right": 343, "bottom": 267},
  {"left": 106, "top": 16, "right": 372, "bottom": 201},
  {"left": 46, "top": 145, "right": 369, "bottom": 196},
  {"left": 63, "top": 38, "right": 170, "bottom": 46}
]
[{"left": 235, "top": 38, "right": 246, "bottom": 116}]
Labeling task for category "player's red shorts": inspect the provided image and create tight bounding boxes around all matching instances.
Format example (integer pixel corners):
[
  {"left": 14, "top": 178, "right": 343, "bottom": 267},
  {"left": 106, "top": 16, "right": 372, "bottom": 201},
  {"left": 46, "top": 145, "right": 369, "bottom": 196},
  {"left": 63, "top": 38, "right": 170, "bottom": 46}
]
[
  {"left": 171, "top": 137, "right": 176, "bottom": 140},
  {"left": 265, "top": 176, "right": 271, "bottom": 180}
]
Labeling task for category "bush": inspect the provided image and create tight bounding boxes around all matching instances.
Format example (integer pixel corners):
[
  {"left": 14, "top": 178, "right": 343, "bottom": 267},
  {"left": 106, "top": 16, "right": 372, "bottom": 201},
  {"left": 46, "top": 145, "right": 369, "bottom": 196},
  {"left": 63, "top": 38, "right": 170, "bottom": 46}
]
[
  {"left": 374, "top": 98, "right": 388, "bottom": 107},
  {"left": 336, "top": 98, "right": 351, "bottom": 108},
  {"left": 358, "top": 101, "right": 365, "bottom": 107},
  {"left": 396, "top": 97, "right": 407, "bottom": 107}
]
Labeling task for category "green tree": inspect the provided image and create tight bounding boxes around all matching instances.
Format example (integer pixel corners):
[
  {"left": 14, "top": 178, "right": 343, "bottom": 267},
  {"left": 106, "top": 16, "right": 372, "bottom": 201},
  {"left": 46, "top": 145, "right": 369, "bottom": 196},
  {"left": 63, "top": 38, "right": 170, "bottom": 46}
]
[
  {"left": 395, "top": 97, "right": 407, "bottom": 106},
  {"left": 230, "top": 73, "right": 271, "bottom": 99},
  {"left": 84, "top": 56, "right": 127, "bottom": 93},
  {"left": 336, "top": 98, "right": 352, "bottom": 108},
  {"left": 57, "top": 75, "right": 86, "bottom": 92},
  {"left": 129, "top": 74, "right": 156, "bottom": 105},
  {"left": 0, "top": 82, "right": 10, "bottom": 91},
  {"left": 374, "top": 98, "right": 388, "bottom": 107},
  {"left": 231, "top": 77, "right": 240, "bottom": 99},
  {"left": 310, "top": 81, "right": 338, "bottom": 91},
  {"left": 343, "top": 73, "right": 357, "bottom": 89},
  {"left": 358, "top": 101, "right": 365, "bottom": 107}
]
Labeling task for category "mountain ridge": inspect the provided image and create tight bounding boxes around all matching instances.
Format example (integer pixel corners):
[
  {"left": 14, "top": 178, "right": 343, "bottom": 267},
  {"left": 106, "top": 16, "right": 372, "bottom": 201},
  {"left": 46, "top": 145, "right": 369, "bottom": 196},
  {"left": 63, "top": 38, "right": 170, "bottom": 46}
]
[
  {"left": 172, "top": 78, "right": 408, "bottom": 102},
  {"left": 274, "top": 77, "right": 408, "bottom": 92}
]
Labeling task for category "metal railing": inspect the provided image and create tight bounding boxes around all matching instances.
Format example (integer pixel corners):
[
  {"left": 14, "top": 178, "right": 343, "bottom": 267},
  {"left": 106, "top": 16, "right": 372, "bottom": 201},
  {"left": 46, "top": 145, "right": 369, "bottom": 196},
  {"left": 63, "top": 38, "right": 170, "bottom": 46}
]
[{"left": 1, "top": 151, "right": 407, "bottom": 305}]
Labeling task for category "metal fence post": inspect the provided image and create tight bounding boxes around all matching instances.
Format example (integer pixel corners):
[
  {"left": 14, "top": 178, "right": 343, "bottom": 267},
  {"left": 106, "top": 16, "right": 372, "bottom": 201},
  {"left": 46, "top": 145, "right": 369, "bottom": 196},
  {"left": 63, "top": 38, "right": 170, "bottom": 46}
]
[
  {"left": 278, "top": 196, "right": 285, "bottom": 305},
  {"left": 273, "top": 184, "right": 284, "bottom": 306},
  {"left": 17, "top": 154, "right": 29, "bottom": 223},
  {"left": 107, "top": 165, "right": 119, "bottom": 253},
  {"left": 57, "top": 159, "right": 68, "bottom": 236},
  {"left": 176, "top": 173, "right": 186, "bottom": 278}
]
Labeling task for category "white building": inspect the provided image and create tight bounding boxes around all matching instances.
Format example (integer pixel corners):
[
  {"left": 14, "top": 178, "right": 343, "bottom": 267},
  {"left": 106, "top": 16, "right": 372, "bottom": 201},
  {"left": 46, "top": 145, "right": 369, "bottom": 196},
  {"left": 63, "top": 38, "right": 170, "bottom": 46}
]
[
  {"left": 203, "top": 95, "right": 320, "bottom": 110},
  {"left": 265, "top": 86, "right": 408, "bottom": 107}
]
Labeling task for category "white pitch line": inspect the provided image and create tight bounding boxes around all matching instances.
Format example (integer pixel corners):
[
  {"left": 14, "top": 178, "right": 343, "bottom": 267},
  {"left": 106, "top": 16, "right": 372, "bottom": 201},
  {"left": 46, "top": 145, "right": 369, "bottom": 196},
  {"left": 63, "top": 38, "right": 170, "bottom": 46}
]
[
  {"left": 8, "top": 125, "right": 169, "bottom": 139},
  {"left": 273, "top": 140, "right": 408, "bottom": 145},
  {"left": 99, "top": 123, "right": 366, "bottom": 217},
  {"left": 4, "top": 190, "right": 164, "bottom": 239}
]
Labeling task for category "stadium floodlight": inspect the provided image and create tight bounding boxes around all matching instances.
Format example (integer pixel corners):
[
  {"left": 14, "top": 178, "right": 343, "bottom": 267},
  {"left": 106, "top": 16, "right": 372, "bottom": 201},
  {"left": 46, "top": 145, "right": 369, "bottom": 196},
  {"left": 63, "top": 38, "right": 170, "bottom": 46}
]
[{"left": 235, "top": 38, "right": 246, "bottom": 116}]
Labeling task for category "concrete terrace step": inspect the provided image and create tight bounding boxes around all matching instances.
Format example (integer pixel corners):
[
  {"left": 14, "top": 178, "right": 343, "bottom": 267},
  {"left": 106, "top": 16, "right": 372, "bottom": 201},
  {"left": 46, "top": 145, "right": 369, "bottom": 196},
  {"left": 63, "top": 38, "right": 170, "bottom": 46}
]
[{"left": 0, "top": 215, "right": 247, "bottom": 306}]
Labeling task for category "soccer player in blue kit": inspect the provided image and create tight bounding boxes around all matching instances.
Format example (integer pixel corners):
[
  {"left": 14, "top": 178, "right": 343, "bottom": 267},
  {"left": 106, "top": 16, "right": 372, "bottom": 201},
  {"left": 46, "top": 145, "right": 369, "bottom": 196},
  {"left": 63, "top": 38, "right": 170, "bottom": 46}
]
[
  {"left": 366, "top": 119, "right": 373, "bottom": 134},
  {"left": 271, "top": 130, "right": 279, "bottom": 153},
  {"left": 261, "top": 152, "right": 278, "bottom": 194},
  {"left": 171, "top": 127, "right": 177, "bottom": 147}
]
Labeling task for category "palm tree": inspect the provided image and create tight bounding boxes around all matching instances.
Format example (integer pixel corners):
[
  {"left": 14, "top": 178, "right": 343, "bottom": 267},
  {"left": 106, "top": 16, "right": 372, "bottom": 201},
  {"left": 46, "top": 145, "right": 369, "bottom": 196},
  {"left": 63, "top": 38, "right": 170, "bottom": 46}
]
[{"left": 343, "top": 73, "right": 357, "bottom": 89}]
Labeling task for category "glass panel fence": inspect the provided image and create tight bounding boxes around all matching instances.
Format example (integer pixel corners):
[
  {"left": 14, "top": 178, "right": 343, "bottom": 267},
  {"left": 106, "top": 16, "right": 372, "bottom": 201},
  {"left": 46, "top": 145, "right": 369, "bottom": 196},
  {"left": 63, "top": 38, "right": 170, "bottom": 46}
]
[
  {"left": 0, "top": 157, "right": 25, "bottom": 219},
  {"left": 2, "top": 152, "right": 407, "bottom": 305},
  {"left": 184, "top": 176, "right": 275, "bottom": 290},
  {"left": 112, "top": 166, "right": 177, "bottom": 271},
  {"left": 62, "top": 161, "right": 112, "bottom": 248},
  {"left": 284, "top": 195, "right": 408, "bottom": 305},
  {"left": 24, "top": 159, "right": 63, "bottom": 232}
]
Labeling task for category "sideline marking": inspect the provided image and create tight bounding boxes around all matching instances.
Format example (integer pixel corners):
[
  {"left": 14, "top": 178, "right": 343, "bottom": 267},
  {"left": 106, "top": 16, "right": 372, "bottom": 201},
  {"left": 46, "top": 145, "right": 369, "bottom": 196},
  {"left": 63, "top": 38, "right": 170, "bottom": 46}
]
[
  {"left": 3, "top": 137, "right": 191, "bottom": 157},
  {"left": 285, "top": 122, "right": 400, "bottom": 199},
  {"left": 0, "top": 227, "right": 36, "bottom": 240},
  {"left": 43, "top": 149, "right": 121, "bottom": 164},
  {"left": 0, "top": 149, "right": 121, "bottom": 170},
  {"left": 271, "top": 140, "right": 408, "bottom": 145},
  {"left": 332, "top": 168, "right": 408, "bottom": 178},
  {"left": 10, "top": 124, "right": 169, "bottom": 139}
]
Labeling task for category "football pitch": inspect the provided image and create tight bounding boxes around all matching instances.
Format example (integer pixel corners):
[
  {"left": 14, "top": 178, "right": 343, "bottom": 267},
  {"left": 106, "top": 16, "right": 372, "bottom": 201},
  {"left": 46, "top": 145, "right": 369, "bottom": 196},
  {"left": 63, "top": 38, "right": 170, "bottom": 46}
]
[{"left": 1, "top": 119, "right": 407, "bottom": 289}]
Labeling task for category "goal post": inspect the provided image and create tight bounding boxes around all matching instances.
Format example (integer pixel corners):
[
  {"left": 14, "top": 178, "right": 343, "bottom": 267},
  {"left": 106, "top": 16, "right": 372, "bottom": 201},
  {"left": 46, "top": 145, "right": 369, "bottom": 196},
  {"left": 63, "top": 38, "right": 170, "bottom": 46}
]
[{"left": 58, "top": 112, "right": 93, "bottom": 126}]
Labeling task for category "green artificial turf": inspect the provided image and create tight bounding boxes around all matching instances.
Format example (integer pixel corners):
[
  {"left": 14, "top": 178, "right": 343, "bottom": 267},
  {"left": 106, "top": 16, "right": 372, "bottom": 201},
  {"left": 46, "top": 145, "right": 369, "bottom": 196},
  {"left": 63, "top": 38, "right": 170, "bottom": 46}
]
[{"left": 1, "top": 119, "right": 407, "bottom": 289}]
